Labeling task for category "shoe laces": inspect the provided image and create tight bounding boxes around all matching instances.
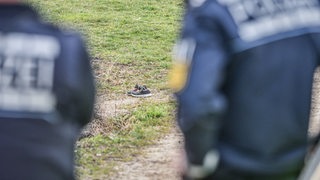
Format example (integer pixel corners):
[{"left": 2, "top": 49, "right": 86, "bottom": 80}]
[{"left": 141, "top": 85, "right": 148, "bottom": 91}]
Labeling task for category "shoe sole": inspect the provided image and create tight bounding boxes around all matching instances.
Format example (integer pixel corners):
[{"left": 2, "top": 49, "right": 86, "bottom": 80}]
[{"left": 130, "top": 93, "right": 153, "bottom": 98}]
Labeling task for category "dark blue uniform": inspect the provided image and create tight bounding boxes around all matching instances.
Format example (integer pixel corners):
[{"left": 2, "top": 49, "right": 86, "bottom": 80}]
[
  {"left": 0, "top": 4, "right": 95, "bottom": 180},
  {"left": 170, "top": 0, "right": 320, "bottom": 179}
]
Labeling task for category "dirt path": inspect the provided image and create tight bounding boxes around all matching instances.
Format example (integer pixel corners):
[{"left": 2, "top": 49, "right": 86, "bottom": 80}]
[
  {"left": 110, "top": 127, "right": 183, "bottom": 180},
  {"left": 81, "top": 90, "right": 184, "bottom": 179}
]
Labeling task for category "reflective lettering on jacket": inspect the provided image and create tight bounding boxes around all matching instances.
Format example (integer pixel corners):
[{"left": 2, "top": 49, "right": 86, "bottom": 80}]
[
  {"left": 0, "top": 33, "right": 60, "bottom": 112},
  {"left": 218, "top": 0, "right": 320, "bottom": 41}
]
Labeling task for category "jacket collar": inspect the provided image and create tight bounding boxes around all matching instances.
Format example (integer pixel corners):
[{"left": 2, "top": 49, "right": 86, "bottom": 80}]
[{"left": 0, "top": 4, "right": 39, "bottom": 20}]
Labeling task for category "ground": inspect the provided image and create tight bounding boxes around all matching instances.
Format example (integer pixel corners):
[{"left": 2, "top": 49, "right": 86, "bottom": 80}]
[
  {"left": 83, "top": 89, "right": 183, "bottom": 180},
  {"left": 110, "top": 127, "right": 183, "bottom": 180},
  {"left": 87, "top": 69, "right": 320, "bottom": 180}
]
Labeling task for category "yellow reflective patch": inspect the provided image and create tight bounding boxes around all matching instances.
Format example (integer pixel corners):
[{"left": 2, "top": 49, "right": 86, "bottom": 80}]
[{"left": 168, "top": 62, "right": 189, "bottom": 92}]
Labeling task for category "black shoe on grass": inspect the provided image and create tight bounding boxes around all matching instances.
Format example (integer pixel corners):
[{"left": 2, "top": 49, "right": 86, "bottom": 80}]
[
  {"left": 127, "top": 84, "right": 140, "bottom": 95},
  {"left": 131, "top": 85, "right": 152, "bottom": 97}
]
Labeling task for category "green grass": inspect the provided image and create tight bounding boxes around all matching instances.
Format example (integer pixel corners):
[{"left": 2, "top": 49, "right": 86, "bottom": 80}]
[
  {"left": 28, "top": 0, "right": 183, "bottom": 94},
  {"left": 27, "top": 0, "right": 183, "bottom": 179},
  {"left": 76, "top": 102, "right": 175, "bottom": 179}
]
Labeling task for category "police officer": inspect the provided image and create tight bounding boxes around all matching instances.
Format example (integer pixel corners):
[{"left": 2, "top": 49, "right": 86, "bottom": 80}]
[
  {"left": 0, "top": 0, "right": 95, "bottom": 179},
  {"left": 170, "top": 0, "right": 320, "bottom": 179}
]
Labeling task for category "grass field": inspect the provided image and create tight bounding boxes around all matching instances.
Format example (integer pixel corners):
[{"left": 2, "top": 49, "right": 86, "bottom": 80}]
[
  {"left": 27, "top": 0, "right": 183, "bottom": 179},
  {"left": 29, "top": 0, "right": 183, "bottom": 94}
]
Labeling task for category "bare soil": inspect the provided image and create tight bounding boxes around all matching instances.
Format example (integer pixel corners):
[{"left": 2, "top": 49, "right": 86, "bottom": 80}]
[{"left": 110, "top": 127, "right": 183, "bottom": 180}]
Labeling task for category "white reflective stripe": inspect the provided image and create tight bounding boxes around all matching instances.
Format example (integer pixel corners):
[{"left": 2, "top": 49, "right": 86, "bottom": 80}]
[
  {"left": 172, "top": 38, "right": 196, "bottom": 65},
  {"left": 190, "top": 0, "right": 207, "bottom": 8},
  {"left": 0, "top": 90, "right": 56, "bottom": 112},
  {"left": 298, "top": 143, "right": 320, "bottom": 180},
  {"left": 239, "top": 7, "right": 320, "bottom": 42},
  {"left": 186, "top": 150, "right": 220, "bottom": 179}
]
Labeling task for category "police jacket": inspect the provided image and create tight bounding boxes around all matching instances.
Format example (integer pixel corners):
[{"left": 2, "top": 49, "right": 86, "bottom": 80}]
[
  {"left": 172, "top": 0, "right": 320, "bottom": 176},
  {"left": 0, "top": 4, "right": 95, "bottom": 180}
]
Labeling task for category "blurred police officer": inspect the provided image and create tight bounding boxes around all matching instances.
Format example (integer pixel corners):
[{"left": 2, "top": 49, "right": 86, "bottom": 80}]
[
  {"left": 170, "top": 0, "right": 320, "bottom": 179},
  {"left": 0, "top": 0, "right": 95, "bottom": 179}
]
